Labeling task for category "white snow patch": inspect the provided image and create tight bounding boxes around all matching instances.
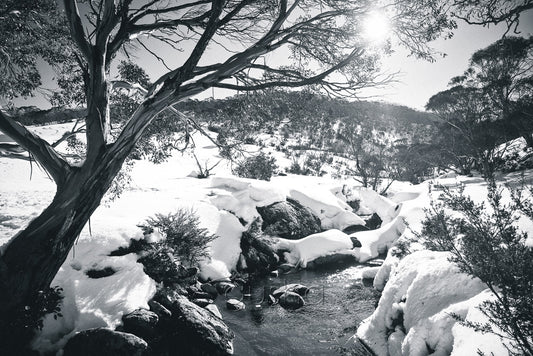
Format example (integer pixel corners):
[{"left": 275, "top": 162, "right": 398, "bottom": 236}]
[
  {"left": 357, "top": 250, "right": 486, "bottom": 356},
  {"left": 276, "top": 229, "right": 354, "bottom": 267}
]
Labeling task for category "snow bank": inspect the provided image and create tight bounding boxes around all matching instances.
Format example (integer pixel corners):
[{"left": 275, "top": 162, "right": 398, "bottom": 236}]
[
  {"left": 353, "top": 216, "right": 406, "bottom": 263},
  {"left": 357, "top": 250, "right": 486, "bottom": 356},
  {"left": 210, "top": 176, "right": 365, "bottom": 231},
  {"left": 450, "top": 291, "right": 509, "bottom": 355},
  {"left": 32, "top": 235, "right": 156, "bottom": 353},
  {"left": 289, "top": 189, "right": 365, "bottom": 230},
  {"left": 276, "top": 229, "right": 354, "bottom": 267},
  {"left": 356, "top": 188, "right": 401, "bottom": 223}
]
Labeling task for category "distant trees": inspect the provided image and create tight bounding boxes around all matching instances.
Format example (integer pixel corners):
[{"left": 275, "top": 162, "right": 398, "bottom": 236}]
[
  {"left": 336, "top": 120, "right": 400, "bottom": 192},
  {"left": 426, "top": 36, "right": 533, "bottom": 177}
]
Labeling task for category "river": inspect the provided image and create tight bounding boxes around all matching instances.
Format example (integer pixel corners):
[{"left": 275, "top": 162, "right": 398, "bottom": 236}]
[{"left": 215, "top": 264, "right": 378, "bottom": 356}]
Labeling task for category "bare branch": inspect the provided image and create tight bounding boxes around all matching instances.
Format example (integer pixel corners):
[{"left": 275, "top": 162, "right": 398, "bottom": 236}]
[
  {"left": 0, "top": 111, "right": 72, "bottom": 184},
  {"left": 63, "top": 0, "right": 92, "bottom": 59}
]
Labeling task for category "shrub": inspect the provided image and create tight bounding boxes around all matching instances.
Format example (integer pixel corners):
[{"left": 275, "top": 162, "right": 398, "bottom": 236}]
[
  {"left": 0, "top": 286, "right": 63, "bottom": 352},
  {"left": 419, "top": 182, "right": 533, "bottom": 355},
  {"left": 234, "top": 152, "right": 277, "bottom": 181},
  {"left": 138, "top": 209, "right": 217, "bottom": 269}
]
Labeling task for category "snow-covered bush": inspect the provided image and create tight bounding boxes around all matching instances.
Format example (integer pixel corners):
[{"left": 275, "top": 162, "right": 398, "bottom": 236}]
[
  {"left": 138, "top": 209, "right": 217, "bottom": 269},
  {"left": 234, "top": 152, "right": 277, "bottom": 181},
  {"left": 420, "top": 182, "right": 533, "bottom": 355}
]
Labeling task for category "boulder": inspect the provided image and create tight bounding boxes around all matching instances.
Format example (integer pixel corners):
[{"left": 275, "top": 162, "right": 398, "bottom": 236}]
[
  {"left": 277, "top": 263, "right": 298, "bottom": 274},
  {"left": 205, "top": 304, "right": 223, "bottom": 319},
  {"left": 162, "top": 294, "right": 234, "bottom": 355},
  {"left": 192, "top": 291, "right": 213, "bottom": 300},
  {"left": 201, "top": 283, "right": 219, "bottom": 298},
  {"left": 138, "top": 253, "right": 197, "bottom": 286},
  {"left": 121, "top": 309, "right": 159, "bottom": 341},
  {"left": 63, "top": 328, "right": 149, "bottom": 356},
  {"left": 350, "top": 236, "right": 362, "bottom": 248},
  {"left": 215, "top": 282, "right": 235, "bottom": 295},
  {"left": 272, "top": 284, "right": 309, "bottom": 298},
  {"left": 306, "top": 253, "right": 357, "bottom": 269},
  {"left": 365, "top": 213, "right": 382, "bottom": 230},
  {"left": 192, "top": 298, "right": 213, "bottom": 308},
  {"left": 148, "top": 300, "right": 172, "bottom": 320},
  {"left": 278, "top": 292, "right": 305, "bottom": 310},
  {"left": 256, "top": 198, "right": 321, "bottom": 239},
  {"left": 342, "top": 224, "right": 369, "bottom": 235},
  {"left": 239, "top": 228, "right": 279, "bottom": 274},
  {"left": 226, "top": 299, "right": 246, "bottom": 311}
]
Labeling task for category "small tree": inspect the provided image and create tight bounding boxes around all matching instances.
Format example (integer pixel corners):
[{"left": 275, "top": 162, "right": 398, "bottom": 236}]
[
  {"left": 234, "top": 152, "right": 277, "bottom": 181},
  {"left": 138, "top": 209, "right": 217, "bottom": 269},
  {"left": 420, "top": 182, "right": 533, "bottom": 355}
]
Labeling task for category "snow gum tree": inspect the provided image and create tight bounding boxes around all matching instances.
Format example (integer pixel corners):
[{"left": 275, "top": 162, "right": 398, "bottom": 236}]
[{"left": 0, "top": 0, "right": 460, "bottom": 346}]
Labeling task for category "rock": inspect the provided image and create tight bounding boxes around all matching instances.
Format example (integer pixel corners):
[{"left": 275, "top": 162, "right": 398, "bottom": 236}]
[
  {"left": 192, "top": 291, "right": 213, "bottom": 300},
  {"left": 272, "top": 284, "right": 309, "bottom": 298},
  {"left": 138, "top": 253, "right": 198, "bottom": 286},
  {"left": 350, "top": 236, "right": 362, "bottom": 248},
  {"left": 226, "top": 299, "right": 246, "bottom": 311},
  {"left": 269, "top": 270, "right": 279, "bottom": 277},
  {"left": 365, "top": 213, "right": 382, "bottom": 230},
  {"left": 239, "top": 225, "right": 280, "bottom": 274},
  {"left": 201, "top": 283, "right": 219, "bottom": 297},
  {"left": 205, "top": 304, "right": 223, "bottom": 319},
  {"left": 342, "top": 224, "right": 369, "bottom": 235},
  {"left": 192, "top": 298, "right": 213, "bottom": 308},
  {"left": 256, "top": 198, "right": 321, "bottom": 239},
  {"left": 306, "top": 253, "right": 357, "bottom": 269},
  {"left": 278, "top": 292, "right": 305, "bottom": 310},
  {"left": 121, "top": 309, "right": 159, "bottom": 341},
  {"left": 148, "top": 300, "right": 172, "bottom": 319},
  {"left": 367, "top": 258, "right": 385, "bottom": 267},
  {"left": 63, "top": 328, "right": 149, "bottom": 356},
  {"left": 277, "top": 263, "right": 297, "bottom": 274},
  {"left": 267, "top": 294, "right": 277, "bottom": 305},
  {"left": 216, "top": 282, "right": 235, "bottom": 295},
  {"left": 168, "top": 296, "right": 234, "bottom": 355}
]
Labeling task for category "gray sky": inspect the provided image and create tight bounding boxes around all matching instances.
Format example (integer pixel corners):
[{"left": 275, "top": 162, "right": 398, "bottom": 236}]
[
  {"left": 364, "top": 10, "right": 533, "bottom": 110},
  {"left": 13, "top": 8, "right": 533, "bottom": 112}
]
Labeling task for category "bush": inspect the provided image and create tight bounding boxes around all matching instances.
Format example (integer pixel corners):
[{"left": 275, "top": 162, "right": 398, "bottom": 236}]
[
  {"left": 138, "top": 209, "right": 217, "bottom": 269},
  {"left": 0, "top": 286, "right": 63, "bottom": 352},
  {"left": 234, "top": 152, "right": 277, "bottom": 181},
  {"left": 419, "top": 182, "right": 533, "bottom": 355}
]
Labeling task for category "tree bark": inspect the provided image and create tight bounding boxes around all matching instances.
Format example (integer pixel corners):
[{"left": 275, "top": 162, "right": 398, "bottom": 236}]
[
  {"left": 0, "top": 154, "right": 120, "bottom": 313},
  {"left": 0, "top": 96, "right": 165, "bottom": 320}
]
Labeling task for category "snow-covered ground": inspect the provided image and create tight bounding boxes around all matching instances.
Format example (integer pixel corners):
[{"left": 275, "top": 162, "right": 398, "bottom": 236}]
[{"left": 1, "top": 122, "right": 532, "bottom": 355}]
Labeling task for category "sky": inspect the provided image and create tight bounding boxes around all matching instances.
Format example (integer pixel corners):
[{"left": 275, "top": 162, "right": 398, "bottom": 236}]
[{"left": 12, "top": 6, "right": 533, "bottom": 112}]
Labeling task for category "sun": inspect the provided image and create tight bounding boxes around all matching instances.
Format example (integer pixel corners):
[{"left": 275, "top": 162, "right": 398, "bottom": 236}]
[{"left": 363, "top": 11, "right": 391, "bottom": 43}]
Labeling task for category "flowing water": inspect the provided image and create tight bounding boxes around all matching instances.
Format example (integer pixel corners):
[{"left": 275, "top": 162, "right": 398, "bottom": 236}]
[{"left": 215, "top": 264, "right": 378, "bottom": 356}]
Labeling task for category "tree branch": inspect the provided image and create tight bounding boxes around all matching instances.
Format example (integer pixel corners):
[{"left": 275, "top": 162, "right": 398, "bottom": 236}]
[
  {"left": 0, "top": 111, "right": 71, "bottom": 184},
  {"left": 63, "top": 0, "right": 92, "bottom": 59}
]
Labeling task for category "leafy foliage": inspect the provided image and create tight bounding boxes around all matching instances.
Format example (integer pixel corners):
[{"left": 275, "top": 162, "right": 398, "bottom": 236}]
[
  {"left": 138, "top": 209, "right": 217, "bottom": 268},
  {"left": 0, "top": 286, "right": 63, "bottom": 352},
  {"left": 0, "top": 0, "right": 72, "bottom": 100},
  {"left": 234, "top": 152, "right": 277, "bottom": 181},
  {"left": 420, "top": 182, "right": 533, "bottom": 355}
]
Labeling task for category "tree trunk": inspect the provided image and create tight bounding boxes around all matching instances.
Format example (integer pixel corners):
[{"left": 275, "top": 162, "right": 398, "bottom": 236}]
[
  {"left": 0, "top": 96, "right": 166, "bottom": 347},
  {"left": 0, "top": 154, "right": 123, "bottom": 314}
]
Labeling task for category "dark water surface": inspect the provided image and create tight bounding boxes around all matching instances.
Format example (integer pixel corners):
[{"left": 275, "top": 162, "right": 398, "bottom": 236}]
[{"left": 215, "top": 265, "right": 378, "bottom": 356}]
